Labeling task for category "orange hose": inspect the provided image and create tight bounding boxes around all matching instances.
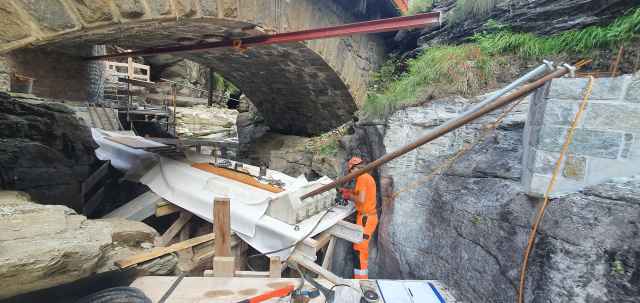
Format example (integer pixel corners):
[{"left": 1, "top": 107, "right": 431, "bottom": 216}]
[{"left": 517, "top": 76, "right": 594, "bottom": 303}]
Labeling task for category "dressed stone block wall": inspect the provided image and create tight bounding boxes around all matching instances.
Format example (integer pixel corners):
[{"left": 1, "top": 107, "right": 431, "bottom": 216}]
[{"left": 522, "top": 74, "right": 640, "bottom": 197}]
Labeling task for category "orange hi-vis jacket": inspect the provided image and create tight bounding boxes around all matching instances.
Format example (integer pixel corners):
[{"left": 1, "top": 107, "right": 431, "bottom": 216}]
[{"left": 353, "top": 172, "right": 377, "bottom": 215}]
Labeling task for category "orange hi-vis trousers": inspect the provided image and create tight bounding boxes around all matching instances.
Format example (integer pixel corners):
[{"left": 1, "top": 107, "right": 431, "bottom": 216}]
[{"left": 353, "top": 212, "right": 378, "bottom": 279}]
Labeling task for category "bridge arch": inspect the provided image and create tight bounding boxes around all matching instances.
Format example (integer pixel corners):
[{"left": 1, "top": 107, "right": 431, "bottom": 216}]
[{"left": 0, "top": 0, "right": 389, "bottom": 135}]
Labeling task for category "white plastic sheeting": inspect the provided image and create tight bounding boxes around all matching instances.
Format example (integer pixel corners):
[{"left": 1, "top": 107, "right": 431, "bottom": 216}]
[{"left": 92, "top": 129, "right": 353, "bottom": 257}]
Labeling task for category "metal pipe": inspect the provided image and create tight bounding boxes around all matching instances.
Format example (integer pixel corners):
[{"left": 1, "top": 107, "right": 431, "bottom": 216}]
[
  {"left": 465, "top": 62, "right": 552, "bottom": 114},
  {"left": 300, "top": 65, "right": 571, "bottom": 200},
  {"left": 84, "top": 12, "right": 441, "bottom": 60}
]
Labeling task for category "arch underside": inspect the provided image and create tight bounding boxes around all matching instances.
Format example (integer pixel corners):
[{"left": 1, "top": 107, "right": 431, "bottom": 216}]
[{"left": 35, "top": 19, "right": 357, "bottom": 135}]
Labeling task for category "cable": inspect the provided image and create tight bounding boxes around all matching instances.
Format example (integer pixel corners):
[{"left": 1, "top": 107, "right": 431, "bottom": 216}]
[
  {"left": 247, "top": 207, "right": 334, "bottom": 271},
  {"left": 517, "top": 76, "right": 594, "bottom": 303}
]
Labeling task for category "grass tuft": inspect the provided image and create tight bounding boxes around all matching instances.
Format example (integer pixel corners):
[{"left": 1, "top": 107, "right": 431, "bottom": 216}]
[
  {"left": 364, "top": 44, "right": 496, "bottom": 117},
  {"left": 474, "top": 7, "right": 640, "bottom": 58},
  {"left": 450, "top": 0, "right": 498, "bottom": 23},
  {"left": 407, "top": 0, "right": 433, "bottom": 15}
]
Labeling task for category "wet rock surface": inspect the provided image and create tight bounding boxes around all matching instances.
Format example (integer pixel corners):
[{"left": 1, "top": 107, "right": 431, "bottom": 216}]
[
  {"left": 335, "top": 95, "right": 640, "bottom": 302},
  {"left": 0, "top": 92, "right": 97, "bottom": 210},
  {"left": 412, "top": 0, "right": 639, "bottom": 47},
  {"left": 0, "top": 191, "right": 172, "bottom": 300}
]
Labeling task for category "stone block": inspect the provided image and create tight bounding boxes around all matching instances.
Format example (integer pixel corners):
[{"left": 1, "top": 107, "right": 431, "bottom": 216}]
[
  {"left": 0, "top": 2, "right": 31, "bottom": 43},
  {"left": 562, "top": 154, "right": 586, "bottom": 181},
  {"left": 624, "top": 77, "right": 640, "bottom": 103},
  {"left": 621, "top": 133, "right": 633, "bottom": 159},
  {"left": 537, "top": 127, "right": 622, "bottom": 159},
  {"left": 589, "top": 76, "right": 629, "bottom": 100},
  {"left": 199, "top": 0, "right": 218, "bottom": 16},
  {"left": 174, "top": 0, "right": 198, "bottom": 17},
  {"left": 222, "top": 0, "right": 239, "bottom": 18},
  {"left": 526, "top": 173, "right": 585, "bottom": 198},
  {"left": 69, "top": 0, "right": 113, "bottom": 24},
  {"left": 585, "top": 158, "right": 640, "bottom": 185},
  {"left": 548, "top": 76, "right": 627, "bottom": 100},
  {"left": 583, "top": 103, "right": 640, "bottom": 132},
  {"left": 148, "top": 0, "right": 173, "bottom": 15},
  {"left": 15, "top": 0, "right": 76, "bottom": 32},
  {"left": 541, "top": 99, "right": 580, "bottom": 127},
  {"left": 531, "top": 149, "right": 559, "bottom": 175},
  {"left": 547, "top": 78, "right": 588, "bottom": 100},
  {"left": 114, "top": 0, "right": 146, "bottom": 19}
]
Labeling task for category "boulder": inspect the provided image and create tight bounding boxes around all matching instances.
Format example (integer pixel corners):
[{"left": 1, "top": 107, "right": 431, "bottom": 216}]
[
  {"left": 337, "top": 95, "right": 640, "bottom": 302},
  {"left": 0, "top": 92, "right": 97, "bottom": 210},
  {"left": 0, "top": 191, "right": 172, "bottom": 299}
]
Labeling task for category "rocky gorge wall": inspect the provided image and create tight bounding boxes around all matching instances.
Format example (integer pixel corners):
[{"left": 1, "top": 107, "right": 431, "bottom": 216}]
[
  {"left": 0, "top": 92, "right": 97, "bottom": 210},
  {"left": 335, "top": 87, "right": 639, "bottom": 302}
]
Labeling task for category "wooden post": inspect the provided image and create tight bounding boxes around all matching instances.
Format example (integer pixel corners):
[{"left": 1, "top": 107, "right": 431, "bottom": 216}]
[
  {"left": 214, "top": 197, "right": 231, "bottom": 256},
  {"left": 269, "top": 256, "right": 282, "bottom": 278},
  {"left": 213, "top": 197, "right": 234, "bottom": 277}
]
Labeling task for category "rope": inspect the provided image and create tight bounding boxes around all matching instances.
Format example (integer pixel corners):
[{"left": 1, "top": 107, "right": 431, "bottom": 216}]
[
  {"left": 388, "top": 95, "right": 527, "bottom": 201},
  {"left": 516, "top": 76, "right": 594, "bottom": 303}
]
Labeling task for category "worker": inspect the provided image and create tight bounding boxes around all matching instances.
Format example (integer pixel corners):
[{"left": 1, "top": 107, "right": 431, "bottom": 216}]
[{"left": 340, "top": 156, "right": 378, "bottom": 279}]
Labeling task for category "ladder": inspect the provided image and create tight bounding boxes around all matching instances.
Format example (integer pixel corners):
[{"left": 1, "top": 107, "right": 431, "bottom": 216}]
[{"left": 86, "top": 103, "right": 123, "bottom": 131}]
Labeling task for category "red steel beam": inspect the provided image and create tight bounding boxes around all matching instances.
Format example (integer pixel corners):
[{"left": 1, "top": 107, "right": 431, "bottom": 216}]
[{"left": 85, "top": 12, "right": 440, "bottom": 60}]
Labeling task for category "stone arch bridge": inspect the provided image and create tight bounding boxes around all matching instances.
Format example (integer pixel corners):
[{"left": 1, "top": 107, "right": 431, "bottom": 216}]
[{"left": 0, "top": 0, "right": 398, "bottom": 135}]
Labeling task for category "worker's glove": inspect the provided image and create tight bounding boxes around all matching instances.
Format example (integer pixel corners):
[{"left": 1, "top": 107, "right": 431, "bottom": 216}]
[{"left": 339, "top": 188, "right": 352, "bottom": 200}]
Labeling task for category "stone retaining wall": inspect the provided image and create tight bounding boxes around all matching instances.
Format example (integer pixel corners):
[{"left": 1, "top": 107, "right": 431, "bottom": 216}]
[{"left": 522, "top": 74, "right": 640, "bottom": 197}]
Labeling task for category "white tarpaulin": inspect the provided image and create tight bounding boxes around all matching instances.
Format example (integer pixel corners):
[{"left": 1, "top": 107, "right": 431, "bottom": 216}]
[{"left": 92, "top": 129, "right": 353, "bottom": 257}]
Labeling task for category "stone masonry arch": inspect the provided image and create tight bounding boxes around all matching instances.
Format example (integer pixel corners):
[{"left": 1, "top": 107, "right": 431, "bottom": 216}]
[{"left": 0, "top": 0, "right": 387, "bottom": 135}]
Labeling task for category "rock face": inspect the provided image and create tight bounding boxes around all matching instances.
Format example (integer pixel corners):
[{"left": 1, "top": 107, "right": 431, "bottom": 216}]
[
  {"left": 174, "top": 105, "right": 237, "bottom": 140},
  {"left": 0, "top": 191, "right": 172, "bottom": 300},
  {"left": 0, "top": 55, "right": 9, "bottom": 91},
  {"left": 415, "top": 0, "right": 638, "bottom": 47},
  {"left": 0, "top": 92, "right": 97, "bottom": 210},
  {"left": 336, "top": 94, "right": 639, "bottom": 302}
]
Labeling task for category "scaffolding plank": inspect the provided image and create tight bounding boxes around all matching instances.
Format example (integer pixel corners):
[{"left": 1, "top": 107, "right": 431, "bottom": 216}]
[
  {"left": 103, "top": 191, "right": 161, "bottom": 221},
  {"left": 116, "top": 233, "right": 215, "bottom": 268}
]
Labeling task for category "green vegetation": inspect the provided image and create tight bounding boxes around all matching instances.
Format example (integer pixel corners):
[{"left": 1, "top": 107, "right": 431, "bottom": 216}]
[
  {"left": 407, "top": 0, "right": 433, "bottom": 15},
  {"left": 364, "top": 44, "right": 496, "bottom": 117},
  {"left": 612, "top": 259, "right": 625, "bottom": 275},
  {"left": 318, "top": 137, "right": 338, "bottom": 156},
  {"left": 474, "top": 7, "right": 640, "bottom": 58}
]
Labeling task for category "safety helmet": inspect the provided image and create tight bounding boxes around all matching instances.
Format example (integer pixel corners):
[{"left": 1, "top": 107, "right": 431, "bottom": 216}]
[{"left": 348, "top": 156, "right": 363, "bottom": 170}]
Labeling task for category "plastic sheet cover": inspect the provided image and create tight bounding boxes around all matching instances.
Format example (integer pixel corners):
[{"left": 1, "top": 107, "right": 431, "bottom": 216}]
[{"left": 92, "top": 129, "right": 353, "bottom": 257}]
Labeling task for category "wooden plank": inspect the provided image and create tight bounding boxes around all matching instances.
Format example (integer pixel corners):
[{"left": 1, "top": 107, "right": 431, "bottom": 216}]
[
  {"left": 177, "top": 222, "right": 194, "bottom": 270},
  {"left": 328, "top": 220, "right": 363, "bottom": 244},
  {"left": 214, "top": 197, "right": 231, "bottom": 257},
  {"left": 81, "top": 160, "right": 110, "bottom": 197},
  {"left": 321, "top": 236, "right": 336, "bottom": 270},
  {"left": 289, "top": 251, "right": 346, "bottom": 286},
  {"left": 192, "top": 163, "right": 283, "bottom": 193},
  {"left": 269, "top": 257, "right": 282, "bottom": 278},
  {"left": 103, "top": 191, "right": 161, "bottom": 221},
  {"left": 115, "top": 233, "right": 215, "bottom": 268},
  {"left": 155, "top": 201, "right": 181, "bottom": 217},
  {"left": 155, "top": 211, "right": 193, "bottom": 247},
  {"left": 83, "top": 186, "right": 105, "bottom": 216},
  {"left": 213, "top": 256, "right": 235, "bottom": 277}
]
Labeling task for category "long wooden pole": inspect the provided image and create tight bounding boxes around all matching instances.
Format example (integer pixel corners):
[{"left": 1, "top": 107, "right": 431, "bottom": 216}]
[{"left": 300, "top": 66, "right": 571, "bottom": 200}]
